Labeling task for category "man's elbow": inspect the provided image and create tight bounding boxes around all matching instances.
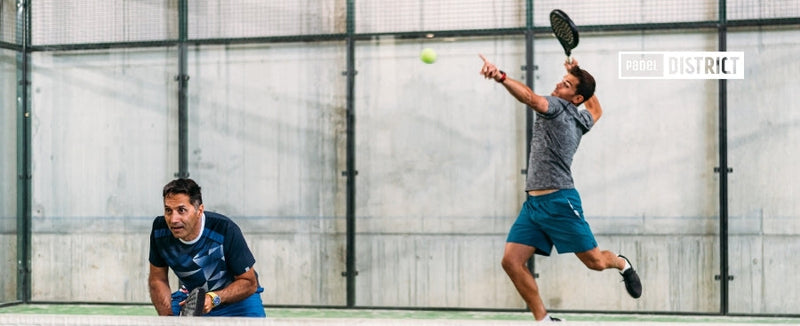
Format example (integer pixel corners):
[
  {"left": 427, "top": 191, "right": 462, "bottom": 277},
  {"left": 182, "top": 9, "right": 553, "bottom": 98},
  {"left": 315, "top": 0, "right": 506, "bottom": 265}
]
[
  {"left": 247, "top": 278, "right": 259, "bottom": 295},
  {"left": 147, "top": 278, "right": 159, "bottom": 293},
  {"left": 239, "top": 273, "right": 259, "bottom": 295}
]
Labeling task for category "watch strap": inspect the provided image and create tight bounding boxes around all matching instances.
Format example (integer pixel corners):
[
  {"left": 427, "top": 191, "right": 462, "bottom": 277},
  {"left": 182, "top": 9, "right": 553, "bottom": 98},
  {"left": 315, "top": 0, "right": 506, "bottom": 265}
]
[{"left": 207, "top": 291, "right": 221, "bottom": 307}]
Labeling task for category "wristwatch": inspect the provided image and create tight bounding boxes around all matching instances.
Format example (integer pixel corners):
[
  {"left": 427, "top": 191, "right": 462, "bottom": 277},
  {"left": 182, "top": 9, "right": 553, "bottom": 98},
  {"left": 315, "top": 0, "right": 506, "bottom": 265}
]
[{"left": 207, "top": 291, "right": 221, "bottom": 307}]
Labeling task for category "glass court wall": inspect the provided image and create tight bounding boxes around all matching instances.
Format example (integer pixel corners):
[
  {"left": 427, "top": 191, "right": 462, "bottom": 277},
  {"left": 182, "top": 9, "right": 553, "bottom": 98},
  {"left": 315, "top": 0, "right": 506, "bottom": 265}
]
[
  {"left": 1, "top": 0, "right": 798, "bottom": 316},
  {"left": 1, "top": 47, "right": 18, "bottom": 304}
]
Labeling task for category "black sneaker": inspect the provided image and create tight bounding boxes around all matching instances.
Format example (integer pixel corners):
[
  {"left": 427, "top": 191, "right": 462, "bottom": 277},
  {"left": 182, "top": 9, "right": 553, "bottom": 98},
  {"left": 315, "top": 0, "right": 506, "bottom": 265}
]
[{"left": 618, "top": 254, "right": 642, "bottom": 298}]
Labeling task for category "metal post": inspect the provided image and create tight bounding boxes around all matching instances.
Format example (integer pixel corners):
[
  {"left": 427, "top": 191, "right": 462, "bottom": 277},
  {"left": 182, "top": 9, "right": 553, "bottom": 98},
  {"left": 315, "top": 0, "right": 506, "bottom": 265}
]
[
  {"left": 176, "top": 0, "right": 190, "bottom": 178},
  {"left": 15, "top": 0, "right": 31, "bottom": 303},
  {"left": 717, "top": 0, "right": 730, "bottom": 315},
  {"left": 524, "top": 0, "right": 537, "bottom": 279},
  {"left": 343, "top": 0, "right": 358, "bottom": 308}
]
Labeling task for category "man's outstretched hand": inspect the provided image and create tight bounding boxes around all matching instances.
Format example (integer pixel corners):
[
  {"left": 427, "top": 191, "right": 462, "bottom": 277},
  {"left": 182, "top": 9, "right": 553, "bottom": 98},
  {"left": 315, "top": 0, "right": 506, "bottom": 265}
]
[{"left": 479, "top": 54, "right": 502, "bottom": 81}]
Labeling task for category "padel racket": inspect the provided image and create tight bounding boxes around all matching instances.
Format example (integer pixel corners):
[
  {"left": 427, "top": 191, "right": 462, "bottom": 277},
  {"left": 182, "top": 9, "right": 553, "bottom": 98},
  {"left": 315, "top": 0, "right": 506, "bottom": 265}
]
[
  {"left": 180, "top": 287, "right": 206, "bottom": 316},
  {"left": 549, "top": 9, "right": 579, "bottom": 63}
]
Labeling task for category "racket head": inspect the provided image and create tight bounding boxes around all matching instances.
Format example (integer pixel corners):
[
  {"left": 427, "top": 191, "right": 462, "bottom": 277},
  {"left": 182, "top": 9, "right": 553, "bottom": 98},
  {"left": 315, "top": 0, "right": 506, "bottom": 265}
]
[
  {"left": 549, "top": 9, "right": 579, "bottom": 57},
  {"left": 180, "top": 287, "right": 206, "bottom": 316}
]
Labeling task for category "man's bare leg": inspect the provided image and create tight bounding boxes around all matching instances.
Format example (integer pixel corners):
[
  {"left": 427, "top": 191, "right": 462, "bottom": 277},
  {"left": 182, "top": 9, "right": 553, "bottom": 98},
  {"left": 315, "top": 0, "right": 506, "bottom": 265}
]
[
  {"left": 501, "top": 242, "right": 547, "bottom": 321},
  {"left": 575, "top": 247, "right": 643, "bottom": 298},
  {"left": 574, "top": 247, "right": 625, "bottom": 271}
]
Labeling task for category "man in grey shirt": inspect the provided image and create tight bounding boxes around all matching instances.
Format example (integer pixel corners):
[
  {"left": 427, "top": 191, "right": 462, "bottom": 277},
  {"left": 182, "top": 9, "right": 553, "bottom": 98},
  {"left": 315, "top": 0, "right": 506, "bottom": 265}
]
[{"left": 479, "top": 54, "right": 642, "bottom": 322}]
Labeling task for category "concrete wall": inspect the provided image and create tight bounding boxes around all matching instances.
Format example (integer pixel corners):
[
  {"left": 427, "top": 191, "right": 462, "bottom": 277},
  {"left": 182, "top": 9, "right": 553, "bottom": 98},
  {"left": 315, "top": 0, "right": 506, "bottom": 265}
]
[
  {"left": 353, "top": 37, "right": 527, "bottom": 309},
  {"left": 187, "top": 43, "right": 349, "bottom": 306},
  {"left": 27, "top": 48, "right": 177, "bottom": 302},
  {"left": 726, "top": 29, "right": 800, "bottom": 314},
  {"left": 1, "top": 48, "right": 18, "bottom": 302},
  {"left": 3, "top": 0, "right": 798, "bottom": 316}
]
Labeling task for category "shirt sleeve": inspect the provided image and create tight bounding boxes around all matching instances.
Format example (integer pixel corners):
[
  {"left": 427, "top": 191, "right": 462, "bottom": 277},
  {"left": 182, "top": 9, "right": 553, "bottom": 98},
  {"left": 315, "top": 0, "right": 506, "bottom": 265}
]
[
  {"left": 224, "top": 221, "right": 257, "bottom": 276},
  {"left": 540, "top": 96, "right": 594, "bottom": 133},
  {"left": 576, "top": 109, "right": 594, "bottom": 134},
  {"left": 148, "top": 217, "right": 167, "bottom": 267},
  {"left": 538, "top": 96, "right": 565, "bottom": 119}
]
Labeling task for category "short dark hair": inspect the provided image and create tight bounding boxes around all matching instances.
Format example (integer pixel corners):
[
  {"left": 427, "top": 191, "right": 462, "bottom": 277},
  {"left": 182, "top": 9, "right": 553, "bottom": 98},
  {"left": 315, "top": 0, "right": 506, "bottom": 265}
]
[
  {"left": 569, "top": 65, "right": 596, "bottom": 104},
  {"left": 162, "top": 178, "right": 203, "bottom": 207}
]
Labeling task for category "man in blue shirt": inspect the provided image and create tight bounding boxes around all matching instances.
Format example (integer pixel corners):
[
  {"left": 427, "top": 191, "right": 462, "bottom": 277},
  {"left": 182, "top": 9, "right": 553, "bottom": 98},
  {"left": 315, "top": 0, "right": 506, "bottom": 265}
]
[
  {"left": 148, "top": 178, "right": 266, "bottom": 317},
  {"left": 479, "top": 55, "right": 642, "bottom": 322}
]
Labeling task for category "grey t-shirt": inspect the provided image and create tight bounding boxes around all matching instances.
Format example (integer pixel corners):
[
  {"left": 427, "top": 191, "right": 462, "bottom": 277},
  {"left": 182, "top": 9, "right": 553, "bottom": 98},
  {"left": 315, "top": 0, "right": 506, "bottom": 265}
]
[{"left": 525, "top": 96, "right": 595, "bottom": 191}]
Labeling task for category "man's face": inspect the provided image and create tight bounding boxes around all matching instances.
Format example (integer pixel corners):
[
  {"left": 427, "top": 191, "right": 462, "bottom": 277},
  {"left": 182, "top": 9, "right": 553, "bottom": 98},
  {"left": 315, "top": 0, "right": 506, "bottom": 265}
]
[
  {"left": 551, "top": 73, "right": 583, "bottom": 105},
  {"left": 163, "top": 193, "right": 204, "bottom": 242}
]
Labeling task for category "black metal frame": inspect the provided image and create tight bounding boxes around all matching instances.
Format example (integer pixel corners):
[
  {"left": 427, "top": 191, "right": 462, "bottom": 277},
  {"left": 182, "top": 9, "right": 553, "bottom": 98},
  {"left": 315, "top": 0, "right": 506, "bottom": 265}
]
[
  {"left": 343, "top": 0, "right": 358, "bottom": 308},
  {"left": 176, "top": 0, "right": 190, "bottom": 179},
  {"left": 14, "top": 0, "right": 32, "bottom": 305},
  {"left": 717, "top": 1, "right": 730, "bottom": 315},
  {"left": 7, "top": 0, "right": 800, "bottom": 316}
]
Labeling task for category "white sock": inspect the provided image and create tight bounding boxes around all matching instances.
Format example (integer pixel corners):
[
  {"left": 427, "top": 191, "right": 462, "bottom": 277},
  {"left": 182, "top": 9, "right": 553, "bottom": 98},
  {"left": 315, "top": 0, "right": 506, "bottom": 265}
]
[
  {"left": 620, "top": 256, "right": 631, "bottom": 272},
  {"left": 538, "top": 314, "right": 551, "bottom": 322}
]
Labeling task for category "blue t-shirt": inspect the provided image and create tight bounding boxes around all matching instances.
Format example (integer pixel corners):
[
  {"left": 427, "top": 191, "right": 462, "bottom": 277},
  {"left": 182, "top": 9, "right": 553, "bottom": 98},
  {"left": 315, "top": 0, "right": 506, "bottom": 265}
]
[
  {"left": 525, "top": 96, "right": 594, "bottom": 191},
  {"left": 149, "top": 211, "right": 257, "bottom": 292}
]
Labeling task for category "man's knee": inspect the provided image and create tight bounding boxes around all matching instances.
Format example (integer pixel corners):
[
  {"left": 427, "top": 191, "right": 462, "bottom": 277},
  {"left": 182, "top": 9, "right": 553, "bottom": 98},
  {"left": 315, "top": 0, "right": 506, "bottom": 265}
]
[
  {"left": 501, "top": 253, "right": 524, "bottom": 273},
  {"left": 502, "top": 243, "right": 536, "bottom": 274},
  {"left": 502, "top": 253, "right": 536, "bottom": 276}
]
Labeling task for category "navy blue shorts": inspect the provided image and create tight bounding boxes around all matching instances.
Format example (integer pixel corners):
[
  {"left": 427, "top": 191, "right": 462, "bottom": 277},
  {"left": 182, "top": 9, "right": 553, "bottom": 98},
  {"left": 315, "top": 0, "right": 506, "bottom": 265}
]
[{"left": 506, "top": 188, "right": 597, "bottom": 256}]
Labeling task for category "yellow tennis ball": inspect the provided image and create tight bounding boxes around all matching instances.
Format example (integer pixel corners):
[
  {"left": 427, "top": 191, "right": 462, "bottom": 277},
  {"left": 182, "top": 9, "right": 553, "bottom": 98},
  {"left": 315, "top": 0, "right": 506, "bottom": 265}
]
[{"left": 420, "top": 48, "right": 437, "bottom": 64}]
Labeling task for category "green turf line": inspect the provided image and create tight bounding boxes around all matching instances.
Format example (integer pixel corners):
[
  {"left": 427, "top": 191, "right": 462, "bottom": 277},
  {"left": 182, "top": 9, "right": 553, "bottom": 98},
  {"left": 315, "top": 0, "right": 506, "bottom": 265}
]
[{"left": 0, "top": 305, "right": 799, "bottom": 324}]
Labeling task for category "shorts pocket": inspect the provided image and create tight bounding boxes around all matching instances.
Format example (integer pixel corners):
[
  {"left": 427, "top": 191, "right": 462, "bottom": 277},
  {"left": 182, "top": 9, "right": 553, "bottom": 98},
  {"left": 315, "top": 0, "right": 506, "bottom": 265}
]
[{"left": 558, "top": 193, "right": 583, "bottom": 219}]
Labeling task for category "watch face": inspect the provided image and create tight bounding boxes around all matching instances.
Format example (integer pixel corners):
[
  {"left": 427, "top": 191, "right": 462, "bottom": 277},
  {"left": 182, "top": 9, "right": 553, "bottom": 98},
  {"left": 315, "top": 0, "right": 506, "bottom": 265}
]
[{"left": 212, "top": 296, "right": 221, "bottom": 306}]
